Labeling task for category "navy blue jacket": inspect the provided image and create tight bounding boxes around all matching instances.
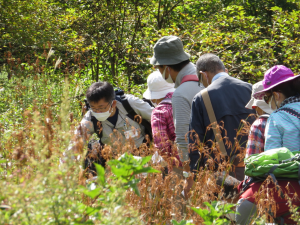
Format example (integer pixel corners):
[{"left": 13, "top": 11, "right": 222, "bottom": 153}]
[{"left": 189, "top": 75, "right": 255, "bottom": 171}]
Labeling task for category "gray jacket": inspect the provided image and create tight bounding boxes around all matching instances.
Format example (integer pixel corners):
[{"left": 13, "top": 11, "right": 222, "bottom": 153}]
[
  {"left": 172, "top": 62, "right": 204, "bottom": 161},
  {"left": 67, "top": 95, "right": 153, "bottom": 156}
]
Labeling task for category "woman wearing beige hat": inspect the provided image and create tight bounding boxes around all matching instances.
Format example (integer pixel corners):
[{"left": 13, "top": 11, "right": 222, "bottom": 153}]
[
  {"left": 236, "top": 81, "right": 274, "bottom": 224},
  {"left": 244, "top": 81, "right": 273, "bottom": 158},
  {"left": 143, "top": 71, "right": 182, "bottom": 168},
  {"left": 144, "top": 70, "right": 187, "bottom": 218}
]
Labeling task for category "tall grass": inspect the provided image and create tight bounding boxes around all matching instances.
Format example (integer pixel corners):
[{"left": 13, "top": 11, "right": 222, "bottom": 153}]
[{"left": 1, "top": 51, "right": 300, "bottom": 224}]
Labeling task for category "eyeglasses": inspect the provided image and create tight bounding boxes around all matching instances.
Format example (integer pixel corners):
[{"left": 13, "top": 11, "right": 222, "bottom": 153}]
[
  {"left": 90, "top": 102, "right": 111, "bottom": 113},
  {"left": 263, "top": 95, "right": 272, "bottom": 104}
]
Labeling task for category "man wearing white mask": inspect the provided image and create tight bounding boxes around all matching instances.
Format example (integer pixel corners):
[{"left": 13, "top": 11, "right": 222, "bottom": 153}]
[
  {"left": 150, "top": 36, "right": 204, "bottom": 171},
  {"left": 63, "top": 81, "right": 153, "bottom": 174}
]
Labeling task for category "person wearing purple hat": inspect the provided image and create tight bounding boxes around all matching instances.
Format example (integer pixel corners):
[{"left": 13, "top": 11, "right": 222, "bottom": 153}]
[
  {"left": 235, "top": 65, "right": 300, "bottom": 225},
  {"left": 253, "top": 65, "right": 300, "bottom": 152}
]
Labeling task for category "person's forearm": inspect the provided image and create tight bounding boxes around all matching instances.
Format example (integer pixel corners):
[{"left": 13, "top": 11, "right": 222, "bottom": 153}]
[{"left": 176, "top": 137, "right": 189, "bottom": 161}]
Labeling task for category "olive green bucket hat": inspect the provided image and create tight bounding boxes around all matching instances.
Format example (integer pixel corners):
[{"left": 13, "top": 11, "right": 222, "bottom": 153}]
[{"left": 150, "top": 36, "right": 190, "bottom": 65}]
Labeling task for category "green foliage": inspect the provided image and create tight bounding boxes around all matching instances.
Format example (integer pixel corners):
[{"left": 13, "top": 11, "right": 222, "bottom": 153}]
[
  {"left": 2, "top": 0, "right": 300, "bottom": 84},
  {"left": 0, "top": 0, "right": 77, "bottom": 61},
  {"left": 191, "top": 201, "right": 236, "bottom": 224},
  {"left": 76, "top": 154, "right": 160, "bottom": 224},
  {"left": 108, "top": 153, "right": 160, "bottom": 196},
  {"left": 172, "top": 2, "right": 300, "bottom": 82},
  {"left": 172, "top": 201, "right": 237, "bottom": 225},
  {"left": 171, "top": 219, "right": 194, "bottom": 225},
  {"left": 0, "top": 100, "right": 159, "bottom": 224},
  {"left": 0, "top": 83, "right": 82, "bottom": 224}
]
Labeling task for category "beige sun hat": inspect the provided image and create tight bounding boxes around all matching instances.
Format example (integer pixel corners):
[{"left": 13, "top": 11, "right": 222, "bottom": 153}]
[
  {"left": 245, "top": 81, "right": 273, "bottom": 114},
  {"left": 143, "top": 71, "right": 175, "bottom": 99}
]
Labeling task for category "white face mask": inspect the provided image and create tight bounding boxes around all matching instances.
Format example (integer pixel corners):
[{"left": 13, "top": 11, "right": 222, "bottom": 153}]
[
  {"left": 161, "top": 67, "right": 174, "bottom": 84},
  {"left": 166, "top": 73, "right": 174, "bottom": 84},
  {"left": 268, "top": 95, "right": 275, "bottom": 110},
  {"left": 160, "top": 67, "right": 167, "bottom": 79},
  {"left": 151, "top": 100, "right": 158, "bottom": 107},
  {"left": 269, "top": 94, "right": 280, "bottom": 110},
  {"left": 91, "top": 105, "right": 112, "bottom": 121}
]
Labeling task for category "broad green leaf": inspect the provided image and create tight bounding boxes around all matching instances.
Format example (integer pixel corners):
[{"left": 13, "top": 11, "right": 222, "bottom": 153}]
[
  {"left": 133, "top": 167, "right": 160, "bottom": 175},
  {"left": 79, "top": 187, "right": 101, "bottom": 199},
  {"left": 126, "top": 178, "right": 140, "bottom": 196},
  {"left": 171, "top": 219, "right": 194, "bottom": 225},
  {"left": 94, "top": 163, "right": 106, "bottom": 186},
  {"left": 140, "top": 155, "right": 151, "bottom": 165}
]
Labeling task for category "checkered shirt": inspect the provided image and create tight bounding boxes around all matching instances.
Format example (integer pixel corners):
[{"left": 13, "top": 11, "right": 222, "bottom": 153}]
[
  {"left": 246, "top": 116, "right": 268, "bottom": 157},
  {"left": 151, "top": 92, "right": 182, "bottom": 166}
]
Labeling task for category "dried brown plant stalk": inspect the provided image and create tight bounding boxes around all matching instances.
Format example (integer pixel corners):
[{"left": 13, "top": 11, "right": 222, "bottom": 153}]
[{"left": 79, "top": 118, "right": 254, "bottom": 224}]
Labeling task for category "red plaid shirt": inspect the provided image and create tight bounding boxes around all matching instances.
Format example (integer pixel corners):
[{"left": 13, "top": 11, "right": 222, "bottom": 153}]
[
  {"left": 151, "top": 92, "right": 182, "bottom": 166},
  {"left": 246, "top": 116, "right": 268, "bottom": 157}
]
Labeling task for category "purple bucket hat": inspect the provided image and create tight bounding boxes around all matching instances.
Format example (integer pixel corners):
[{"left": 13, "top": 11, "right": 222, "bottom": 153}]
[{"left": 253, "top": 65, "right": 299, "bottom": 99}]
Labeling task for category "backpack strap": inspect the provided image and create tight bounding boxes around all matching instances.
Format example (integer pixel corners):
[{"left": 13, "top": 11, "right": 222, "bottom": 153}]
[
  {"left": 241, "top": 176, "right": 266, "bottom": 193},
  {"left": 280, "top": 153, "right": 300, "bottom": 185},
  {"left": 116, "top": 95, "right": 135, "bottom": 115},
  {"left": 142, "top": 97, "right": 154, "bottom": 107},
  {"left": 116, "top": 95, "right": 152, "bottom": 140},
  {"left": 200, "top": 89, "right": 227, "bottom": 156},
  {"left": 266, "top": 164, "right": 286, "bottom": 197},
  {"left": 180, "top": 75, "right": 199, "bottom": 85}
]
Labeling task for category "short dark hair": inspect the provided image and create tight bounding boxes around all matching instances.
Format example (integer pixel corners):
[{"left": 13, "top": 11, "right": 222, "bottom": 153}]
[
  {"left": 265, "top": 76, "right": 300, "bottom": 98},
  {"left": 86, "top": 82, "right": 115, "bottom": 103},
  {"left": 196, "top": 53, "right": 225, "bottom": 77},
  {"left": 158, "top": 59, "right": 190, "bottom": 72}
]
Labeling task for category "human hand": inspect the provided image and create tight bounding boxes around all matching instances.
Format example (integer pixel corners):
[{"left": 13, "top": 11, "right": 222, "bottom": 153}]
[{"left": 182, "top": 160, "right": 190, "bottom": 172}]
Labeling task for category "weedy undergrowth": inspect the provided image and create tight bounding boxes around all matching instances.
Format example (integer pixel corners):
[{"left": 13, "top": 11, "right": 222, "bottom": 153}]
[
  {"left": 1, "top": 51, "right": 300, "bottom": 225},
  {"left": 172, "top": 201, "right": 237, "bottom": 225}
]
